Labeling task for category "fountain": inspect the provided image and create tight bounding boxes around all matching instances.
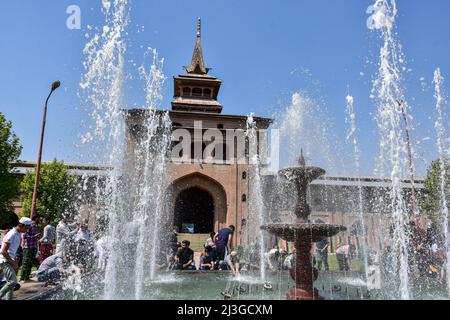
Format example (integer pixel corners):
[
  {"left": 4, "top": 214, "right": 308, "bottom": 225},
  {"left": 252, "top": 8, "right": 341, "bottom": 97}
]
[{"left": 261, "top": 152, "right": 346, "bottom": 300}]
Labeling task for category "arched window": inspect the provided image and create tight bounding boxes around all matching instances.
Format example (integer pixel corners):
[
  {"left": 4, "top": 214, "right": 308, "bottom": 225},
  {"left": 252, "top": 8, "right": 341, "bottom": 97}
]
[
  {"left": 182, "top": 87, "right": 191, "bottom": 96},
  {"left": 242, "top": 171, "right": 247, "bottom": 179},
  {"left": 242, "top": 194, "right": 247, "bottom": 202},
  {"left": 192, "top": 88, "right": 202, "bottom": 97},
  {"left": 203, "top": 88, "right": 212, "bottom": 98}
]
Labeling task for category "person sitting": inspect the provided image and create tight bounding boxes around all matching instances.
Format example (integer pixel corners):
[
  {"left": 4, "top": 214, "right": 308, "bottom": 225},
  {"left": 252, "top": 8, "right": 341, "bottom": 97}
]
[
  {"left": 199, "top": 248, "right": 214, "bottom": 271},
  {"left": 35, "top": 252, "right": 69, "bottom": 285},
  {"left": 175, "top": 240, "right": 196, "bottom": 270},
  {"left": 225, "top": 251, "right": 240, "bottom": 276}
]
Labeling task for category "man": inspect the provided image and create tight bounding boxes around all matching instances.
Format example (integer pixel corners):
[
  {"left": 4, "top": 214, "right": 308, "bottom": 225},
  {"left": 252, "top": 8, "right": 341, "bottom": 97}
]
[
  {"left": 283, "top": 251, "right": 295, "bottom": 270},
  {"left": 39, "top": 217, "right": 56, "bottom": 264},
  {"left": 199, "top": 248, "right": 214, "bottom": 271},
  {"left": 94, "top": 235, "right": 109, "bottom": 272},
  {"left": 36, "top": 252, "right": 68, "bottom": 285},
  {"left": 0, "top": 217, "right": 32, "bottom": 300},
  {"left": 20, "top": 215, "right": 40, "bottom": 282},
  {"left": 225, "top": 251, "right": 240, "bottom": 276},
  {"left": 316, "top": 238, "right": 329, "bottom": 271},
  {"left": 175, "top": 240, "right": 195, "bottom": 270},
  {"left": 170, "top": 227, "right": 180, "bottom": 256},
  {"left": 336, "top": 244, "right": 355, "bottom": 271},
  {"left": 55, "top": 215, "right": 79, "bottom": 256},
  {"left": 214, "top": 225, "right": 235, "bottom": 267},
  {"left": 265, "top": 246, "right": 281, "bottom": 271},
  {"left": 74, "top": 220, "right": 95, "bottom": 271},
  {"left": 204, "top": 232, "right": 217, "bottom": 263},
  {"left": 409, "top": 221, "right": 430, "bottom": 278}
]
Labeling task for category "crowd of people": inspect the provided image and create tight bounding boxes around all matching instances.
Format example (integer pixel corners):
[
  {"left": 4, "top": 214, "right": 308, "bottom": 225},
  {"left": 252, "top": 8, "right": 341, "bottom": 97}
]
[
  {"left": 0, "top": 213, "right": 99, "bottom": 300},
  {"left": 381, "top": 221, "right": 449, "bottom": 286},
  {"left": 3, "top": 212, "right": 448, "bottom": 300},
  {"left": 170, "top": 225, "right": 241, "bottom": 275}
]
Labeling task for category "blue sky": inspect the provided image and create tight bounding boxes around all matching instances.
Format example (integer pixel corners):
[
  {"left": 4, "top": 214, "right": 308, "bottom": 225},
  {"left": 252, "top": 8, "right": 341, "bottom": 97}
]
[{"left": 0, "top": 0, "right": 449, "bottom": 176}]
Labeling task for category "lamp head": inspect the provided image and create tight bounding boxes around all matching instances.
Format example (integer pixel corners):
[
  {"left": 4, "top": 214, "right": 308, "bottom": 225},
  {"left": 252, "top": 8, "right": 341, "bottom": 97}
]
[{"left": 51, "top": 81, "right": 61, "bottom": 91}]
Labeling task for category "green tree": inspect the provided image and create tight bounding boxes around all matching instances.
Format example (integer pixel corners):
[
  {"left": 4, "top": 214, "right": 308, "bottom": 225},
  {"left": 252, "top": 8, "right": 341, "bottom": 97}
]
[
  {"left": 420, "top": 158, "right": 450, "bottom": 223},
  {"left": 0, "top": 112, "right": 22, "bottom": 226},
  {"left": 20, "top": 159, "right": 79, "bottom": 224}
]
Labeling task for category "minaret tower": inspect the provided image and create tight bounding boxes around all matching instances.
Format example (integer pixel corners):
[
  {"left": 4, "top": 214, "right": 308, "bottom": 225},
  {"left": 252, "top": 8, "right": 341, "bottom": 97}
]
[{"left": 171, "top": 18, "right": 223, "bottom": 113}]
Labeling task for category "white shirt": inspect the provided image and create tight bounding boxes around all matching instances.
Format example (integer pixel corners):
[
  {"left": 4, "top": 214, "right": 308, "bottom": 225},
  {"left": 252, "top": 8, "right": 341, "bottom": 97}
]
[
  {"left": 55, "top": 221, "right": 77, "bottom": 255},
  {"left": 75, "top": 228, "right": 93, "bottom": 253},
  {"left": 283, "top": 254, "right": 294, "bottom": 269},
  {"left": 0, "top": 228, "right": 21, "bottom": 262}
]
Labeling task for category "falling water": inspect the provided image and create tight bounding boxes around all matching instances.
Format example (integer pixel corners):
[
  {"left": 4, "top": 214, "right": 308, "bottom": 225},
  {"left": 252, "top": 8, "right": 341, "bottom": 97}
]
[
  {"left": 79, "top": 0, "right": 129, "bottom": 299},
  {"left": 80, "top": 0, "right": 171, "bottom": 299},
  {"left": 345, "top": 95, "right": 370, "bottom": 288},
  {"left": 246, "top": 114, "right": 266, "bottom": 280},
  {"left": 433, "top": 68, "right": 450, "bottom": 296},
  {"left": 133, "top": 49, "right": 172, "bottom": 299},
  {"left": 370, "top": 0, "right": 410, "bottom": 299},
  {"left": 274, "top": 92, "right": 338, "bottom": 172}
]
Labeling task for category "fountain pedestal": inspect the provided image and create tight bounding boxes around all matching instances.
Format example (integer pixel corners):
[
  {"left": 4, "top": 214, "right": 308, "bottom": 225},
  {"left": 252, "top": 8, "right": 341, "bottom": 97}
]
[
  {"left": 261, "top": 159, "right": 346, "bottom": 300},
  {"left": 289, "top": 236, "right": 319, "bottom": 300}
]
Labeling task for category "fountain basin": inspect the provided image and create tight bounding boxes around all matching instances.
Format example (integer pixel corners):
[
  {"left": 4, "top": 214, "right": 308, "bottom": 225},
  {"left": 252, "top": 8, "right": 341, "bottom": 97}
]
[
  {"left": 261, "top": 223, "right": 346, "bottom": 242},
  {"left": 45, "top": 271, "right": 371, "bottom": 300}
]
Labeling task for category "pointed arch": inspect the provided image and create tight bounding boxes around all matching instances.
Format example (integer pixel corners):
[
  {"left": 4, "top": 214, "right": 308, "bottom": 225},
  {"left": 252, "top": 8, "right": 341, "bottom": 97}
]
[{"left": 168, "top": 172, "right": 228, "bottom": 232}]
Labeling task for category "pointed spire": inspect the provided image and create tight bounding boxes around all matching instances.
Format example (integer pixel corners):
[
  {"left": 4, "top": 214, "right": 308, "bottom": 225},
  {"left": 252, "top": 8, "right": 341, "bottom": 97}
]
[
  {"left": 298, "top": 149, "right": 306, "bottom": 168},
  {"left": 197, "top": 16, "right": 201, "bottom": 38},
  {"left": 185, "top": 17, "right": 208, "bottom": 75}
]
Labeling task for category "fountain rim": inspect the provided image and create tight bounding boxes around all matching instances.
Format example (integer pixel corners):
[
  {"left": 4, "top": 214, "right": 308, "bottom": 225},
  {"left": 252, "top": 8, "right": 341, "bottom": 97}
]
[
  {"left": 278, "top": 166, "right": 326, "bottom": 176},
  {"left": 260, "top": 223, "right": 346, "bottom": 242}
]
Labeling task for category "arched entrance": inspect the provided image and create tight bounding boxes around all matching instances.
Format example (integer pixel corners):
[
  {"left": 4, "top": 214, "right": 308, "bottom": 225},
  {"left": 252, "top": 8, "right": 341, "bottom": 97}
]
[
  {"left": 168, "top": 173, "right": 228, "bottom": 233},
  {"left": 174, "top": 187, "right": 214, "bottom": 233}
]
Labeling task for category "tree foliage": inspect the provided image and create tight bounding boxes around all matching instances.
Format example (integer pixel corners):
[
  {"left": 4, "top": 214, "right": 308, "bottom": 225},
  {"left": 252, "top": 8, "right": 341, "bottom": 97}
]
[
  {"left": 20, "top": 159, "right": 79, "bottom": 224},
  {"left": 0, "top": 112, "right": 22, "bottom": 226},
  {"left": 420, "top": 158, "right": 450, "bottom": 223}
]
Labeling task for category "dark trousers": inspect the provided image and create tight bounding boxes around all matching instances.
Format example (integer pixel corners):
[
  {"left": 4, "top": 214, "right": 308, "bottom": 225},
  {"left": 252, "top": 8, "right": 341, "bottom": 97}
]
[
  {"left": 216, "top": 245, "right": 226, "bottom": 262},
  {"left": 20, "top": 248, "right": 38, "bottom": 280},
  {"left": 37, "top": 267, "right": 61, "bottom": 282},
  {"left": 317, "top": 251, "right": 329, "bottom": 271},
  {"left": 336, "top": 253, "right": 349, "bottom": 271}
]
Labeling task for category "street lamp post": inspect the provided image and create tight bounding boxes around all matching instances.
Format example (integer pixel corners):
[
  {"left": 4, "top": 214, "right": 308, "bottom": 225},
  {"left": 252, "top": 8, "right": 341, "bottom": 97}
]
[{"left": 30, "top": 81, "right": 61, "bottom": 218}]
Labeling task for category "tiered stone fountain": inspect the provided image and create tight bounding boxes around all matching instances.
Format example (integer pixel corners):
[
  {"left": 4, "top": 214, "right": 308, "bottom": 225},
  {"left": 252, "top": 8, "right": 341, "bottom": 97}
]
[{"left": 261, "top": 153, "right": 346, "bottom": 300}]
